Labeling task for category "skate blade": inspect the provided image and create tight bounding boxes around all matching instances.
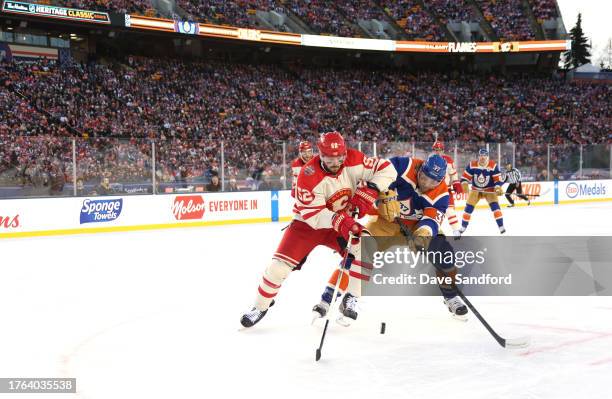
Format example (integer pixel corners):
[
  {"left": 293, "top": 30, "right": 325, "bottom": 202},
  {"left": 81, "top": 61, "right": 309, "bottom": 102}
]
[
  {"left": 451, "top": 313, "right": 469, "bottom": 322},
  {"left": 311, "top": 311, "right": 324, "bottom": 325},
  {"left": 336, "top": 316, "right": 353, "bottom": 327}
]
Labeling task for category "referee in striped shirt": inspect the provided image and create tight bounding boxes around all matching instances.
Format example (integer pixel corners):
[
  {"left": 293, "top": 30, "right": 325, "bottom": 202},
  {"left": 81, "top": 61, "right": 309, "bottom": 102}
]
[{"left": 503, "top": 163, "right": 530, "bottom": 207}]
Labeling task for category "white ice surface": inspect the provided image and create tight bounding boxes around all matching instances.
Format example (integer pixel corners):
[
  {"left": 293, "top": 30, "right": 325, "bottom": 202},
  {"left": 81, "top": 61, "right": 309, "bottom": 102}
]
[{"left": 1, "top": 202, "right": 612, "bottom": 399}]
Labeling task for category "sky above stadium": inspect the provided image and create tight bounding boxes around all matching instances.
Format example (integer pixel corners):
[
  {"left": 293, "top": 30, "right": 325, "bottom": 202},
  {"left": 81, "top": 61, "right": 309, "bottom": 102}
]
[{"left": 557, "top": 0, "right": 610, "bottom": 66}]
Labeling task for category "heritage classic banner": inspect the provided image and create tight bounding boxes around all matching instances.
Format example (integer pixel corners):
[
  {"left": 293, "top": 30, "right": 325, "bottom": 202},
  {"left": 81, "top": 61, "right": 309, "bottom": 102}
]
[{"left": 2, "top": 1, "right": 111, "bottom": 24}]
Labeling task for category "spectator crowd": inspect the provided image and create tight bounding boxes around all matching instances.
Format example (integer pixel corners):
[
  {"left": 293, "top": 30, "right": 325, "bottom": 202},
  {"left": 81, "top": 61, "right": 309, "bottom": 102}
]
[
  {"left": 476, "top": 0, "right": 535, "bottom": 40},
  {"left": 1, "top": 55, "right": 609, "bottom": 197},
  {"left": 380, "top": 0, "right": 444, "bottom": 40},
  {"left": 425, "top": 0, "right": 478, "bottom": 24},
  {"left": 48, "top": 0, "right": 562, "bottom": 40}
]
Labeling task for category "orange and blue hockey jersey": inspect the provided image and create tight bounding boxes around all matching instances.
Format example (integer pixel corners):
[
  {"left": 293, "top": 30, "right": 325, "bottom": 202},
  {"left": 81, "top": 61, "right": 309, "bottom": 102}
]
[
  {"left": 461, "top": 160, "right": 502, "bottom": 192},
  {"left": 389, "top": 156, "right": 449, "bottom": 236}
]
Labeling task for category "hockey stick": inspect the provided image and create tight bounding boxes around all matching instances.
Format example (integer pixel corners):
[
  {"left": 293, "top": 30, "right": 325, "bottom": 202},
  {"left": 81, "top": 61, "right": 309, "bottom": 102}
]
[
  {"left": 395, "top": 219, "right": 529, "bottom": 349},
  {"left": 316, "top": 210, "right": 358, "bottom": 362}
]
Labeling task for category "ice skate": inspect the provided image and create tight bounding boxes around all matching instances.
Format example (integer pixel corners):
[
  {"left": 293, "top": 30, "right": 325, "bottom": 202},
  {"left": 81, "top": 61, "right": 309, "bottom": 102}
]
[
  {"left": 336, "top": 293, "right": 358, "bottom": 326},
  {"left": 444, "top": 296, "right": 468, "bottom": 321},
  {"left": 311, "top": 301, "right": 330, "bottom": 324},
  {"left": 240, "top": 307, "right": 269, "bottom": 328}
]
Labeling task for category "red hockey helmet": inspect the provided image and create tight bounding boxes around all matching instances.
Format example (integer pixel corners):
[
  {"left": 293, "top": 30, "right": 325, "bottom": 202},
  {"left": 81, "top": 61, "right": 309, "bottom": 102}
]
[
  {"left": 432, "top": 141, "right": 445, "bottom": 152},
  {"left": 317, "top": 131, "right": 346, "bottom": 157},
  {"left": 298, "top": 140, "right": 313, "bottom": 163},
  {"left": 317, "top": 131, "right": 346, "bottom": 173},
  {"left": 298, "top": 141, "right": 312, "bottom": 153}
]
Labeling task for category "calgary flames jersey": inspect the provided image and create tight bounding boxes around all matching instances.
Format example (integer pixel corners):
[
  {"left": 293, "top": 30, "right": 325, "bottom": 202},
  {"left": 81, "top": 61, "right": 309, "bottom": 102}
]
[
  {"left": 441, "top": 154, "right": 459, "bottom": 186},
  {"left": 461, "top": 160, "right": 502, "bottom": 192},
  {"left": 294, "top": 149, "right": 396, "bottom": 230},
  {"left": 389, "top": 156, "right": 449, "bottom": 236},
  {"left": 291, "top": 157, "right": 307, "bottom": 198}
]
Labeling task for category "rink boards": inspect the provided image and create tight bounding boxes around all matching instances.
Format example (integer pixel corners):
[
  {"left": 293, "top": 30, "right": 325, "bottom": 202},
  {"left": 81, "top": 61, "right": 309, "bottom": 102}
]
[{"left": 1, "top": 179, "right": 610, "bottom": 238}]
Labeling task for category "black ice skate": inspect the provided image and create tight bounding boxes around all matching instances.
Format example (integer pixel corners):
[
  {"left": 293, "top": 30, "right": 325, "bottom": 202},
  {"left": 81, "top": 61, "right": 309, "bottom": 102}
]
[
  {"left": 240, "top": 307, "right": 269, "bottom": 328},
  {"left": 444, "top": 296, "right": 468, "bottom": 321},
  {"left": 455, "top": 226, "right": 466, "bottom": 241},
  {"left": 311, "top": 301, "right": 330, "bottom": 324},
  {"left": 240, "top": 300, "right": 274, "bottom": 328},
  {"left": 337, "top": 293, "right": 358, "bottom": 326}
]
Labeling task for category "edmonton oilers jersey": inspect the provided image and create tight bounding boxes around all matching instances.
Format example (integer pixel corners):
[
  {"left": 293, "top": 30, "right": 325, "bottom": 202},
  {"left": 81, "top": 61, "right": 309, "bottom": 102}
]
[
  {"left": 461, "top": 160, "right": 502, "bottom": 192},
  {"left": 389, "top": 157, "right": 449, "bottom": 236}
]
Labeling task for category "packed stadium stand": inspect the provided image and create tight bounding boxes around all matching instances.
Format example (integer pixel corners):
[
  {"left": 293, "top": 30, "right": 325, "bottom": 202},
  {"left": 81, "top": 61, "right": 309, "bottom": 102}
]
[
  {"left": 0, "top": 0, "right": 606, "bottom": 197},
  {"left": 49, "top": 0, "right": 565, "bottom": 40},
  {"left": 1, "top": 54, "right": 609, "bottom": 194}
]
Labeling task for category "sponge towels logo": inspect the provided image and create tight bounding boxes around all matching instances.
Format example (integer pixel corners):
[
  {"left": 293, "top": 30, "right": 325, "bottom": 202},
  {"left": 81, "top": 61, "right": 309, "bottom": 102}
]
[
  {"left": 80, "top": 198, "right": 123, "bottom": 224},
  {"left": 173, "top": 195, "right": 205, "bottom": 220}
]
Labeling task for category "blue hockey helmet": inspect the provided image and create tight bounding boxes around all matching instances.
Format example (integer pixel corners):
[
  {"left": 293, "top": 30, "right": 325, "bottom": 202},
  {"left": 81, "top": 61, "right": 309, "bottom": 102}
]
[
  {"left": 421, "top": 154, "right": 447, "bottom": 182},
  {"left": 478, "top": 148, "right": 489, "bottom": 156}
]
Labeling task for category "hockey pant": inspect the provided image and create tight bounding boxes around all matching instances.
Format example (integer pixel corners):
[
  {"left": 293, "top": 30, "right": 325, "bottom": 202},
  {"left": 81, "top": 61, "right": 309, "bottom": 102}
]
[{"left": 462, "top": 191, "right": 503, "bottom": 230}]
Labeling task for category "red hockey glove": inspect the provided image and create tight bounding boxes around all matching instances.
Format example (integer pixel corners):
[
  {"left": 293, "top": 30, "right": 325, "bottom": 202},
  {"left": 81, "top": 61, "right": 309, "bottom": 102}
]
[
  {"left": 452, "top": 181, "right": 463, "bottom": 194},
  {"left": 347, "top": 186, "right": 378, "bottom": 219},
  {"left": 332, "top": 212, "right": 364, "bottom": 242}
]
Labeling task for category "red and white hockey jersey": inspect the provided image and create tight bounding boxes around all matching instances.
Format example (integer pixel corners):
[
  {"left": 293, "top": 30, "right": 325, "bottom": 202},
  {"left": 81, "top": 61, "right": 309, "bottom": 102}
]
[
  {"left": 290, "top": 157, "right": 307, "bottom": 198},
  {"left": 441, "top": 154, "right": 459, "bottom": 187},
  {"left": 293, "top": 149, "right": 396, "bottom": 230}
]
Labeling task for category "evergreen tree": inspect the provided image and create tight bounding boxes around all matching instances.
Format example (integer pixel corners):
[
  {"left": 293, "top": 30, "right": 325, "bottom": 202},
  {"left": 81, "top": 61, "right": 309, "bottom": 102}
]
[{"left": 563, "top": 13, "right": 591, "bottom": 69}]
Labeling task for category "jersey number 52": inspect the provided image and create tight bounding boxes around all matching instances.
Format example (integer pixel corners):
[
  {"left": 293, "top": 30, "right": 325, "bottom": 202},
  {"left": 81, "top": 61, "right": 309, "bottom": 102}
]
[{"left": 297, "top": 188, "right": 314, "bottom": 204}]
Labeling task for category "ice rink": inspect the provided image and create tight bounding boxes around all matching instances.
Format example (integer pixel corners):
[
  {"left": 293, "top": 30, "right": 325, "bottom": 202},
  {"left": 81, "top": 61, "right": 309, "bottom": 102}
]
[{"left": 2, "top": 202, "right": 612, "bottom": 399}]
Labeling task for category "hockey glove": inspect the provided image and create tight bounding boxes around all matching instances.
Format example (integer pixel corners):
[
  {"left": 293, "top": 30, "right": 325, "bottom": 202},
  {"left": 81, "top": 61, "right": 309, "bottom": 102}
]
[
  {"left": 461, "top": 181, "right": 470, "bottom": 194},
  {"left": 409, "top": 226, "right": 433, "bottom": 252},
  {"left": 452, "top": 181, "right": 463, "bottom": 194},
  {"left": 332, "top": 212, "right": 364, "bottom": 243},
  {"left": 495, "top": 185, "right": 504, "bottom": 196},
  {"left": 347, "top": 186, "right": 378, "bottom": 219},
  {"left": 377, "top": 189, "right": 401, "bottom": 222}
]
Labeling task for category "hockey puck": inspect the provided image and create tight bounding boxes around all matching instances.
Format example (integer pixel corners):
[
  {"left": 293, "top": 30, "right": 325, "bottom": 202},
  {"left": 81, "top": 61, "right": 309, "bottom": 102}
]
[{"left": 380, "top": 322, "right": 386, "bottom": 334}]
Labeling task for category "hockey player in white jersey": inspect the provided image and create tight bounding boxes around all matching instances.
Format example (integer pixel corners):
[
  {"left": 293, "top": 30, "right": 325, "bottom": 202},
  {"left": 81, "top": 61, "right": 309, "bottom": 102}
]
[{"left": 240, "top": 131, "right": 396, "bottom": 327}]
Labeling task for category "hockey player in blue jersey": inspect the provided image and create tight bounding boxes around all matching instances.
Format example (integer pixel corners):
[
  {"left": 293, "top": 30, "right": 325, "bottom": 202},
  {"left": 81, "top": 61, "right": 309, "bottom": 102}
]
[
  {"left": 459, "top": 148, "right": 505, "bottom": 237},
  {"left": 312, "top": 154, "right": 469, "bottom": 323}
]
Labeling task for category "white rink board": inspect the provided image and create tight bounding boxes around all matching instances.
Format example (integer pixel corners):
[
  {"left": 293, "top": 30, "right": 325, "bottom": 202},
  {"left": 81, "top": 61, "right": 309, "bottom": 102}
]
[
  {"left": 0, "top": 191, "right": 273, "bottom": 237},
  {"left": 1, "top": 179, "right": 611, "bottom": 238},
  {"left": 454, "top": 180, "right": 555, "bottom": 209},
  {"left": 558, "top": 179, "right": 611, "bottom": 203}
]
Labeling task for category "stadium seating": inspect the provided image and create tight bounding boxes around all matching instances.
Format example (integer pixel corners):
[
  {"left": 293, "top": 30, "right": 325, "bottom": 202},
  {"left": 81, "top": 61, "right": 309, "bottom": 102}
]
[{"left": 1, "top": 56, "right": 609, "bottom": 196}]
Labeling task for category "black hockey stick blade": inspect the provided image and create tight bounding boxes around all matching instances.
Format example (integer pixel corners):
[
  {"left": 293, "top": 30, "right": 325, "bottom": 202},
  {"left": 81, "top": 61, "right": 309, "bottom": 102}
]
[
  {"left": 316, "top": 319, "right": 330, "bottom": 361},
  {"left": 503, "top": 336, "right": 531, "bottom": 348},
  {"left": 457, "top": 287, "right": 530, "bottom": 349},
  {"left": 395, "top": 218, "right": 530, "bottom": 350}
]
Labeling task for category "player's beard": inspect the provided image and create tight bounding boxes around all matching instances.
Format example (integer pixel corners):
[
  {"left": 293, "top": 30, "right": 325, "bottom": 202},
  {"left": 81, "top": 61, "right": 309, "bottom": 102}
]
[
  {"left": 320, "top": 156, "right": 344, "bottom": 174},
  {"left": 417, "top": 170, "right": 439, "bottom": 192},
  {"left": 324, "top": 162, "right": 342, "bottom": 174}
]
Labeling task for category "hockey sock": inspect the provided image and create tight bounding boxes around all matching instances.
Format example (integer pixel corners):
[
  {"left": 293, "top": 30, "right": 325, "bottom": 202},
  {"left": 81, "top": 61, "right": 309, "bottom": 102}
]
[
  {"left": 437, "top": 268, "right": 459, "bottom": 299},
  {"left": 447, "top": 206, "right": 460, "bottom": 230},
  {"left": 255, "top": 259, "right": 292, "bottom": 310},
  {"left": 462, "top": 204, "right": 474, "bottom": 229},
  {"left": 489, "top": 201, "right": 504, "bottom": 228}
]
